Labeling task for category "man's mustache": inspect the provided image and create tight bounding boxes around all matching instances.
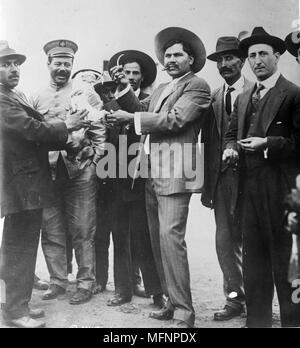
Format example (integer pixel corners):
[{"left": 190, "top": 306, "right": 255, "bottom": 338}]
[
  {"left": 55, "top": 71, "right": 69, "bottom": 77},
  {"left": 162, "top": 63, "right": 179, "bottom": 71},
  {"left": 220, "top": 68, "right": 233, "bottom": 74}
]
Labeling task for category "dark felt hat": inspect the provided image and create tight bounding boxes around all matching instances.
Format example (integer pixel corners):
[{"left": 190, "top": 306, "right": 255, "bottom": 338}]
[
  {"left": 154, "top": 27, "right": 206, "bottom": 73},
  {"left": 207, "top": 36, "right": 243, "bottom": 61},
  {"left": 285, "top": 31, "right": 300, "bottom": 57},
  {"left": 108, "top": 50, "right": 157, "bottom": 88},
  {"left": 239, "top": 27, "right": 286, "bottom": 56}
]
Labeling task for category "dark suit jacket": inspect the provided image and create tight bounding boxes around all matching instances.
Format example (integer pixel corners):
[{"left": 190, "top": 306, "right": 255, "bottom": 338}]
[
  {"left": 201, "top": 78, "right": 254, "bottom": 210},
  {"left": 225, "top": 75, "right": 300, "bottom": 190},
  {"left": 118, "top": 73, "right": 211, "bottom": 195},
  {"left": 0, "top": 85, "right": 68, "bottom": 217}
]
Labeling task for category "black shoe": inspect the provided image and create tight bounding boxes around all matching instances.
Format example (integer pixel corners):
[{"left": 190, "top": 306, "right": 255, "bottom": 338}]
[
  {"left": 69, "top": 288, "right": 92, "bottom": 305},
  {"left": 149, "top": 306, "right": 174, "bottom": 321},
  {"left": 107, "top": 294, "right": 132, "bottom": 307},
  {"left": 152, "top": 293, "right": 166, "bottom": 309},
  {"left": 92, "top": 283, "right": 106, "bottom": 295},
  {"left": 34, "top": 275, "right": 49, "bottom": 291},
  {"left": 214, "top": 305, "right": 245, "bottom": 321},
  {"left": 133, "top": 284, "right": 149, "bottom": 298},
  {"left": 42, "top": 284, "right": 66, "bottom": 300}
]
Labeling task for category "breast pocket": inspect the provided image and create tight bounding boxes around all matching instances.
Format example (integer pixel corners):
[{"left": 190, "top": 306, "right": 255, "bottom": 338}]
[{"left": 12, "top": 158, "right": 40, "bottom": 175}]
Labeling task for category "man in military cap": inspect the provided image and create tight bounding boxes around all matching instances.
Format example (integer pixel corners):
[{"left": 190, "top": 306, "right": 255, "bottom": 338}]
[
  {"left": 224, "top": 27, "right": 300, "bottom": 327},
  {"left": 202, "top": 36, "right": 254, "bottom": 321},
  {"left": 0, "top": 41, "right": 89, "bottom": 328},
  {"left": 30, "top": 40, "right": 105, "bottom": 305},
  {"left": 108, "top": 27, "right": 211, "bottom": 328}
]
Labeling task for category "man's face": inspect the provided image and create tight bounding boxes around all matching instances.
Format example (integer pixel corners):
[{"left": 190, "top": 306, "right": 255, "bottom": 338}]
[
  {"left": 48, "top": 57, "right": 73, "bottom": 85},
  {"left": 297, "top": 47, "right": 300, "bottom": 65},
  {"left": 123, "top": 62, "right": 144, "bottom": 91},
  {"left": 164, "top": 43, "right": 194, "bottom": 79},
  {"left": 0, "top": 58, "right": 20, "bottom": 89},
  {"left": 216, "top": 53, "right": 244, "bottom": 85},
  {"left": 100, "top": 86, "right": 116, "bottom": 104},
  {"left": 248, "top": 44, "right": 279, "bottom": 81}
]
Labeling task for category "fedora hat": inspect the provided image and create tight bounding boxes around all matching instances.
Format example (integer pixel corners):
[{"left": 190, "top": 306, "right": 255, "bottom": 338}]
[
  {"left": 154, "top": 27, "right": 206, "bottom": 73},
  {"left": 285, "top": 31, "right": 300, "bottom": 57},
  {"left": 108, "top": 50, "right": 157, "bottom": 88},
  {"left": 0, "top": 40, "right": 26, "bottom": 64},
  {"left": 239, "top": 27, "right": 286, "bottom": 56},
  {"left": 207, "top": 36, "right": 243, "bottom": 61}
]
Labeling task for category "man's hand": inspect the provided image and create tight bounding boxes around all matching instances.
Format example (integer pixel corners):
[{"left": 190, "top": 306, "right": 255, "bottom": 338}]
[
  {"left": 238, "top": 137, "right": 267, "bottom": 152},
  {"left": 65, "top": 109, "right": 91, "bottom": 131},
  {"left": 110, "top": 65, "right": 130, "bottom": 91},
  {"left": 105, "top": 110, "right": 134, "bottom": 126},
  {"left": 222, "top": 148, "right": 239, "bottom": 166}
]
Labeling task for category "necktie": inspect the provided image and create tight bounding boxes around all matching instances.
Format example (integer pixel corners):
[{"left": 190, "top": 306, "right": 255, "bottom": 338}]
[
  {"left": 251, "top": 83, "right": 265, "bottom": 111},
  {"left": 225, "top": 87, "right": 235, "bottom": 116}
]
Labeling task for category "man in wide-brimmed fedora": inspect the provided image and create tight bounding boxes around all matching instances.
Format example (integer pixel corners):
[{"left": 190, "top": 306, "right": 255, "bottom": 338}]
[
  {"left": 0, "top": 41, "right": 89, "bottom": 328},
  {"left": 224, "top": 27, "right": 300, "bottom": 327},
  {"left": 93, "top": 51, "right": 165, "bottom": 309},
  {"left": 107, "top": 27, "right": 211, "bottom": 328},
  {"left": 203, "top": 36, "right": 254, "bottom": 321},
  {"left": 285, "top": 31, "right": 300, "bottom": 64}
]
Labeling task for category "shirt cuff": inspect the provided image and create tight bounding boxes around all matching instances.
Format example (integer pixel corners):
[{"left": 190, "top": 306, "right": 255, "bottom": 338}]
[
  {"left": 134, "top": 112, "right": 142, "bottom": 135},
  {"left": 115, "top": 84, "right": 131, "bottom": 99}
]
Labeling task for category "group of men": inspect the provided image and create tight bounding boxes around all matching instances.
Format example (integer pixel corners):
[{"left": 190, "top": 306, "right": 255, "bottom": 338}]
[{"left": 0, "top": 24, "right": 300, "bottom": 328}]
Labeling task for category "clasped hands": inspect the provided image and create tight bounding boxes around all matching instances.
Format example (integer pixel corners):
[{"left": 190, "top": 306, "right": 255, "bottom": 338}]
[{"left": 222, "top": 137, "right": 268, "bottom": 166}]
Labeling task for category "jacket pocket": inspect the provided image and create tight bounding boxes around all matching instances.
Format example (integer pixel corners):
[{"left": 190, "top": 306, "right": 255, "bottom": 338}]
[{"left": 11, "top": 158, "right": 40, "bottom": 175}]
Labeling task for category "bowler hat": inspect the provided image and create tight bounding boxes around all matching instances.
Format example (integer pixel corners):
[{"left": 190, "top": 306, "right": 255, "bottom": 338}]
[
  {"left": 207, "top": 36, "right": 243, "bottom": 61},
  {"left": 285, "top": 31, "right": 300, "bottom": 57},
  {"left": 108, "top": 50, "right": 157, "bottom": 88},
  {"left": 0, "top": 40, "right": 26, "bottom": 64},
  {"left": 154, "top": 27, "right": 206, "bottom": 73},
  {"left": 239, "top": 27, "right": 286, "bottom": 56}
]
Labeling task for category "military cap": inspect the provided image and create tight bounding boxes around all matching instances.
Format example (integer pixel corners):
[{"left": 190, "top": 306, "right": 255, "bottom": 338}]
[{"left": 43, "top": 39, "right": 78, "bottom": 58}]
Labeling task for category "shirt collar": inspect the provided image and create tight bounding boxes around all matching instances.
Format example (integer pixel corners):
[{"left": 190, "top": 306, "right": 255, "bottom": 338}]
[
  {"left": 134, "top": 88, "right": 141, "bottom": 97},
  {"left": 224, "top": 76, "right": 245, "bottom": 92},
  {"left": 256, "top": 70, "right": 280, "bottom": 90},
  {"left": 50, "top": 79, "right": 72, "bottom": 91}
]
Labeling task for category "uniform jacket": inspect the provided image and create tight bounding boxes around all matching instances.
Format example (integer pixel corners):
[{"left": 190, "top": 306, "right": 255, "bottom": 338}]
[
  {"left": 201, "top": 78, "right": 254, "bottom": 210},
  {"left": 117, "top": 72, "right": 211, "bottom": 195},
  {"left": 225, "top": 75, "right": 300, "bottom": 190},
  {"left": 0, "top": 85, "right": 68, "bottom": 217},
  {"left": 30, "top": 81, "right": 105, "bottom": 179}
]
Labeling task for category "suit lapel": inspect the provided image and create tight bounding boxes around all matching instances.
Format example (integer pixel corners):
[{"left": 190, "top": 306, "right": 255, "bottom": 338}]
[
  {"left": 212, "top": 87, "right": 224, "bottom": 136},
  {"left": 237, "top": 87, "right": 255, "bottom": 139},
  {"left": 261, "top": 76, "right": 287, "bottom": 133}
]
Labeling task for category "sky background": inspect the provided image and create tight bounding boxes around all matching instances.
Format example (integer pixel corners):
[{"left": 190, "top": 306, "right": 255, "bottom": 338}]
[{"left": 0, "top": 0, "right": 299, "bottom": 96}]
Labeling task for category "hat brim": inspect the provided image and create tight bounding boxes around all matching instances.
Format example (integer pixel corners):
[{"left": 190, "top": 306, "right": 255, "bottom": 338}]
[
  {"left": 285, "top": 32, "right": 300, "bottom": 57},
  {"left": 0, "top": 53, "right": 26, "bottom": 65},
  {"left": 154, "top": 27, "right": 206, "bottom": 73},
  {"left": 108, "top": 50, "right": 157, "bottom": 88},
  {"left": 207, "top": 49, "right": 243, "bottom": 62},
  {"left": 94, "top": 81, "right": 117, "bottom": 95},
  {"left": 72, "top": 69, "right": 102, "bottom": 80},
  {"left": 239, "top": 35, "right": 286, "bottom": 56}
]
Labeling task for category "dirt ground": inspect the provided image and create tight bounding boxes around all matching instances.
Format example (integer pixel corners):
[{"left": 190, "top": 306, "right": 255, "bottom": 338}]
[{"left": 0, "top": 195, "right": 280, "bottom": 328}]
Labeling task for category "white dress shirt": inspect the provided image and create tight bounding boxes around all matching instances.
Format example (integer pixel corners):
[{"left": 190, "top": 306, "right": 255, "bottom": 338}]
[
  {"left": 224, "top": 75, "right": 246, "bottom": 110},
  {"left": 256, "top": 70, "right": 280, "bottom": 98}
]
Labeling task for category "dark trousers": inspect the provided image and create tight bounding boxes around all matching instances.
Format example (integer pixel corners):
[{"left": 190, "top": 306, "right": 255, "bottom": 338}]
[
  {"left": 241, "top": 164, "right": 300, "bottom": 327},
  {"left": 0, "top": 209, "right": 42, "bottom": 320},
  {"left": 95, "top": 181, "right": 162, "bottom": 296},
  {"left": 214, "top": 170, "right": 244, "bottom": 309}
]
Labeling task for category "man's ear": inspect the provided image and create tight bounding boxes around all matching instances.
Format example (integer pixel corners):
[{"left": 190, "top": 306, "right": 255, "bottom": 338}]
[{"left": 189, "top": 55, "right": 195, "bottom": 66}]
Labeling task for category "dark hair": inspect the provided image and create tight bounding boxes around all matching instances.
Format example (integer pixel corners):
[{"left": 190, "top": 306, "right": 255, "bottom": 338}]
[{"left": 163, "top": 40, "right": 194, "bottom": 58}]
